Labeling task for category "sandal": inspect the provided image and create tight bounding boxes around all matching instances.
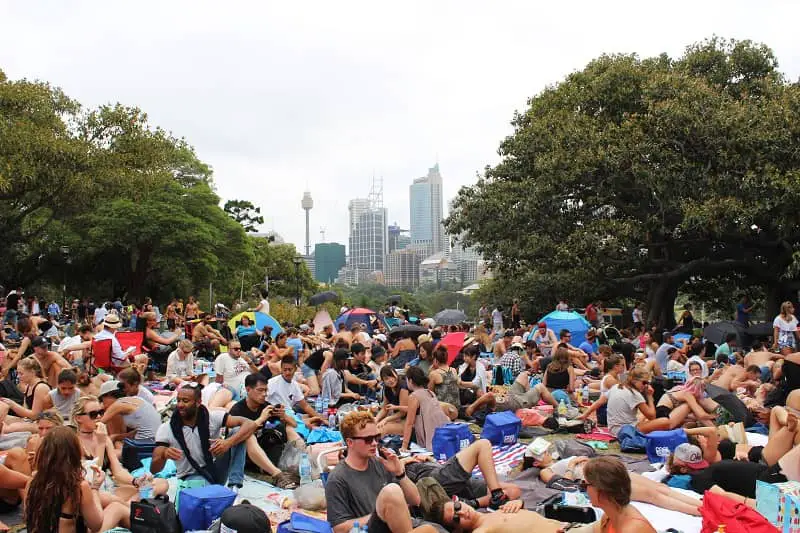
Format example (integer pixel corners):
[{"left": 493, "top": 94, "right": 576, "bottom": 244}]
[{"left": 269, "top": 471, "right": 298, "bottom": 490}]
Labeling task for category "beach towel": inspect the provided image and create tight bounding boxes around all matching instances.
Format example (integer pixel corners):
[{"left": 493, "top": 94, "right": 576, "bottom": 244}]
[
  {"left": 577, "top": 428, "right": 616, "bottom": 442},
  {"left": 469, "top": 443, "right": 526, "bottom": 479}
]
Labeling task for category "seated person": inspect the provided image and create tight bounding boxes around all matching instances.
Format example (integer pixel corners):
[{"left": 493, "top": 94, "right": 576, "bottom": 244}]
[
  {"left": 325, "top": 410, "right": 438, "bottom": 533},
  {"left": 582, "top": 457, "right": 657, "bottom": 533},
  {"left": 301, "top": 346, "right": 335, "bottom": 397},
  {"left": 58, "top": 324, "right": 94, "bottom": 369},
  {"left": 42, "top": 368, "right": 82, "bottom": 419},
  {"left": 215, "top": 340, "right": 258, "bottom": 403},
  {"left": 151, "top": 383, "right": 255, "bottom": 491},
  {"left": 192, "top": 314, "right": 227, "bottom": 354},
  {"left": 321, "top": 350, "right": 363, "bottom": 407},
  {"left": 530, "top": 444, "right": 701, "bottom": 516},
  {"left": 464, "top": 370, "right": 559, "bottom": 418},
  {"left": 97, "top": 380, "right": 161, "bottom": 446},
  {"left": 118, "top": 367, "right": 155, "bottom": 404},
  {"left": 267, "top": 356, "right": 325, "bottom": 423},
  {"left": 401, "top": 366, "right": 450, "bottom": 452},
  {"left": 404, "top": 438, "right": 519, "bottom": 509},
  {"left": 228, "top": 373, "right": 302, "bottom": 489},
  {"left": 656, "top": 373, "right": 718, "bottom": 426},
  {"left": 542, "top": 347, "right": 575, "bottom": 404},
  {"left": 376, "top": 365, "right": 408, "bottom": 436},
  {"left": 346, "top": 343, "right": 379, "bottom": 398},
  {"left": 165, "top": 339, "right": 196, "bottom": 384}
]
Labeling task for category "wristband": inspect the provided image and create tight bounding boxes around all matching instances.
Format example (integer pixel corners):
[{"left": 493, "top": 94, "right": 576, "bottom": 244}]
[{"left": 396, "top": 471, "right": 406, "bottom": 481}]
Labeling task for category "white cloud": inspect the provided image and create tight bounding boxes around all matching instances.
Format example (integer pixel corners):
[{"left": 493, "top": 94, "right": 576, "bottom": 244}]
[{"left": 2, "top": 0, "right": 799, "bottom": 252}]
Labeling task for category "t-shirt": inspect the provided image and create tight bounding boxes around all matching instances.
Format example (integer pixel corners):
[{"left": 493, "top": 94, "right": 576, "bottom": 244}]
[
  {"left": 136, "top": 386, "right": 155, "bottom": 405},
  {"left": 772, "top": 315, "right": 799, "bottom": 347},
  {"left": 714, "top": 343, "right": 736, "bottom": 364},
  {"left": 258, "top": 299, "right": 270, "bottom": 315},
  {"left": 325, "top": 458, "right": 395, "bottom": 528},
  {"left": 49, "top": 388, "right": 81, "bottom": 418},
  {"left": 267, "top": 375, "right": 304, "bottom": 408},
  {"left": 154, "top": 409, "right": 227, "bottom": 479},
  {"left": 236, "top": 325, "right": 257, "bottom": 338},
  {"left": 215, "top": 353, "right": 252, "bottom": 394},
  {"left": 736, "top": 303, "right": 750, "bottom": 324},
  {"left": 606, "top": 385, "right": 645, "bottom": 436},
  {"left": 654, "top": 343, "right": 677, "bottom": 373},
  {"left": 578, "top": 341, "right": 597, "bottom": 355},
  {"left": 286, "top": 337, "right": 303, "bottom": 356},
  {"left": 688, "top": 460, "right": 773, "bottom": 498},
  {"left": 548, "top": 458, "right": 585, "bottom": 480},
  {"left": 93, "top": 306, "right": 108, "bottom": 325},
  {"left": 166, "top": 349, "right": 194, "bottom": 378}
]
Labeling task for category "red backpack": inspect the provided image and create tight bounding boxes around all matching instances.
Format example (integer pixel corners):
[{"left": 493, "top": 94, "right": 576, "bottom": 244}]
[{"left": 700, "top": 491, "right": 779, "bottom": 533}]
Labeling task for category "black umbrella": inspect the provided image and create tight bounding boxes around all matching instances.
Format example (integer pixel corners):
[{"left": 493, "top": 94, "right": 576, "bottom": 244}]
[
  {"left": 434, "top": 309, "right": 467, "bottom": 326},
  {"left": 309, "top": 291, "right": 340, "bottom": 306},
  {"left": 388, "top": 324, "right": 428, "bottom": 339},
  {"left": 703, "top": 321, "right": 746, "bottom": 346},
  {"left": 746, "top": 322, "right": 773, "bottom": 338}
]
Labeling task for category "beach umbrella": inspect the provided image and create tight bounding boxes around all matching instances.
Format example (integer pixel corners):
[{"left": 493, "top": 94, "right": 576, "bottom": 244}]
[
  {"left": 228, "top": 311, "right": 283, "bottom": 338},
  {"left": 434, "top": 309, "right": 467, "bottom": 326},
  {"left": 440, "top": 331, "right": 468, "bottom": 364},
  {"left": 388, "top": 324, "right": 428, "bottom": 339},
  {"left": 309, "top": 291, "right": 339, "bottom": 306},
  {"left": 334, "top": 307, "right": 385, "bottom": 335}
]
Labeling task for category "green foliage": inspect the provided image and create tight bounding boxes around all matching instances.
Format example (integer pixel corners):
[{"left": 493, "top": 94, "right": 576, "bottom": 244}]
[
  {"left": 224, "top": 199, "right": 264, "bottom": 233},
  {"left": 445, "top": 38, "right": 800, "bottom": 326}
]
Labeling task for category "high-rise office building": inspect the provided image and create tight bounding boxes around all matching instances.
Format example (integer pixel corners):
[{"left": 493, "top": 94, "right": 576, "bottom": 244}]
[
  {"left": 314, "top": 242, "right": 346, "bottom": 284},
  {"left": 409, "top": 164, "right": 445, "bottom": 253},
  {"left": 386, "top": 248, "right": 423, "bottom": 289},
  {"left": 348, "top": 179, "right": 388, "bottom": 280}
]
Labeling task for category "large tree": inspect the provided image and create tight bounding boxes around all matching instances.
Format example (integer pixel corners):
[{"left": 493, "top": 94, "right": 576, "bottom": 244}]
[{"left": 445, "top": 38, "right": 800, "bottom": 327}]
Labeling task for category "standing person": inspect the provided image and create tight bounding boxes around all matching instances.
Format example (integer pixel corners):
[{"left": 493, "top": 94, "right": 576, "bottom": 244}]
[
  {"left": 510, "top": 300, "right": 521, "bottom": 330},
  {"left": 151, "top": 383, "right": 256, "bottom": 493},
  {"left": 25, "top": 426, "right": 130, "bottom": 532},
  {"left": 401, "top": 366, "right": 450, "bottom": 452},
  {"left": 736, "top": 296, "right": 754, "bottom": 327},
  {"left": 556, "top": 299, "right": 569, "bottom": 312},
  {"left": 325, "top": 411, "right": 437, "bottom": 533},
  {"left": 3, "top": 288, "right": 22, "bottom": 325},
  {"left": 583, "top": 457, "right": 657, "bottom": 533},
  {"left": 184, "top": 296, "right": 200, "bottom": 322},
  {"left": 632, "top": 302, "right": 644, "bottom": 330},
  {"left": 491, "top": 305, "right": 503, "bottom": 333},
  {"left": 478, "top": 303, "right": 489, "bottom": 325},
  {"left": 585, "top": 301, "right": 599, "bottom": 328},
  {"left": 773, "top": 301, "right": 799, "bottom": 352},
  {"left": 254, "top": 289, "right": 270, "bottom": 315},
  {"left": 677, "top": 304, "right": 696, "bottom": 334}
]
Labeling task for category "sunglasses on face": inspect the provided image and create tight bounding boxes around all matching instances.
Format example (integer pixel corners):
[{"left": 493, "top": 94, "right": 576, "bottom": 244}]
[
  {"left": 350, "top": 434, "right": 381, "bottom": 444},
  {"left": 231, "top": 347, "right": 242, "bottom": 351},
  {"left": 80, "top": 409, "right": 104, "bottom": 419},
  {"left": 579, "top": 480, "right": 591, "bottom": 492},
  {"left": 451, "top": 500, "right": 462, "bottom": 525}
]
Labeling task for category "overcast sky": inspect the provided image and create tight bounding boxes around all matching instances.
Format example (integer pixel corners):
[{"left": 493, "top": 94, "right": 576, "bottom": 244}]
[{"left": 2, "top": 1, "right": 799, "bottom": 253}]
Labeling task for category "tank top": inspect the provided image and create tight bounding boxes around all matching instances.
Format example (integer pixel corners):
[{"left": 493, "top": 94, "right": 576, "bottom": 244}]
[
  {"left": 545, "top": 368, "right": 570, "bottom": 390},
  {"left": 600, "top": 374, "right": 617, "bottom": 397},
  {"left": 119, "top": 397, "right": 161, "bottom": 440},
  {"left": 433, "top": 368, "right": 461, "bottom": 407},
  {"left": 384, "top": 383, "right": 407, "bottom": 406},
  {"left": 24, "top": 381, "right": 50, "bottom": 410},
  {"left": 412, "top": 389, "right": 449, "bottom": 451}
]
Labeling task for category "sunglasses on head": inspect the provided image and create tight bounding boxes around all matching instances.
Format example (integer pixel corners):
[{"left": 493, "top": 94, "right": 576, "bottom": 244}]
[{"left": 349, "top": 434, "right": 381, "bottom": 444}]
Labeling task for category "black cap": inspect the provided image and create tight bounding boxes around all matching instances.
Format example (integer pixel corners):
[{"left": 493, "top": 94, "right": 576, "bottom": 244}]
[
  {"left": 334, "top": 349, "right": 351, "bottom": 362},
  {"left": 371, "top": 346, "right": 386, "bottom": 359},
  {"left": 31, "top": 336, "right": 49, "bottom": 349},
  {"left": 212, "top": 503, "right": 271, "bottom": 533},
  {"left": 351, "top": 342, "right": 365, "bottom": 355},
  {"left": 663, "top": 330, "right": 674, "bottom": 338},
  {"left": 503, "top": 330, "right": 514, "bottom": 338}
]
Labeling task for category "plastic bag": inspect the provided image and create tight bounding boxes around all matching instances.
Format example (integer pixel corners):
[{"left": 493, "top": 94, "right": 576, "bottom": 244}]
[
  {"left": 294, "top": 480, "right": 326, "bottom": 511},
  {"left": 278, "top": 443, "right": 303, "bottom": 471}
]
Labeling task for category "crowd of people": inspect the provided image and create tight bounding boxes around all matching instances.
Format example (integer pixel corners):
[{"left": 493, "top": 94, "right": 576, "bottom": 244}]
[{"left": 0, "top": 289, "right": 797, "bottom": 532}]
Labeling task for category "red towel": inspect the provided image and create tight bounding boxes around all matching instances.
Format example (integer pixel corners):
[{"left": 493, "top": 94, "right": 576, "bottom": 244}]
[{"left": 576, "top": 429, "right": 616, "bottom": 441}]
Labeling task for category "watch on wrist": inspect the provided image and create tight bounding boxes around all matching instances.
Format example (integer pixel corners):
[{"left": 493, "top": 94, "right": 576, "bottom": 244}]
[{"left": 396, "top": 471, "right": 406, "bottom": 480}]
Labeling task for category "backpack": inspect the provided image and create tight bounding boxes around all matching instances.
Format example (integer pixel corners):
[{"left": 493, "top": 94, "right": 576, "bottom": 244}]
[
  {"left": 276, "top": 512, "right": 333, "bottom": 533},
  {"left": 617, "top": 424, "right": 648, "bottom": 452},
  {"left": 700, "top": 490, "right": 779, "bottom": 533},
  {"left": 130, "top": 495, "right": 182, "bottom": 533}
]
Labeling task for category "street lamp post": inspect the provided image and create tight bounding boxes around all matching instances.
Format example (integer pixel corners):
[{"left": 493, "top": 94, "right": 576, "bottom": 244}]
[
  {"left": 60, "top": 246, "right": 70, "bottom": 313},
  {"left": 292, "top": 256, "right": 303, "bottom": 306}
]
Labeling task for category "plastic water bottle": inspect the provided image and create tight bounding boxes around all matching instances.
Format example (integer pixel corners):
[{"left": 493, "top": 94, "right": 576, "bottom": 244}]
[
  {"left": 315, "top": 396, "right": 323, "bottom": 414},
  {"left": 322, "top": 395, "right": 329, "bottom": 413},
  {"left": 137, "top": 474, "right": 153, "bottom": 500},
  {"left": 207, "top": 363, "right": 215, "bottom": 379},
  {"left": 299, "top": 453, "right": 312, "bottom": 485},
  {"left": 558, "top": 399, "right": 567, "bottom": 416},
  {"left": 351, "top": 521, "right": 360, "bottom": 533},
  {"left": 328, "top": 412, "right": 336, "bottom": 429},
  {"left": 582, "top": 384, "right": 590, "bottom": 405}
]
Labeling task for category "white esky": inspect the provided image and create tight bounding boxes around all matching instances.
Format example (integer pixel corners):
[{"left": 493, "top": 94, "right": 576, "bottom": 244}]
[{"left": 2, "top": 1, "right": 799, "bottom": 254}]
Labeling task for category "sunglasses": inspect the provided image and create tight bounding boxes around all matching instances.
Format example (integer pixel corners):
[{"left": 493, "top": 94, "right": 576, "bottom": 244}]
[
  {"left": 349, "top": 434, "right": 381, "bottom": 444},
  {"left": 579, "top": 480, "right": 591, "bottom": 492},
  {"left": 231, "top": 347, "right": 242, "bottom": 351},
  {"left": 80, "top": 409, "right": 105, "bottom": 419},
  {"left": 451, "top": 500, "right": 462, "bottom": 525}
]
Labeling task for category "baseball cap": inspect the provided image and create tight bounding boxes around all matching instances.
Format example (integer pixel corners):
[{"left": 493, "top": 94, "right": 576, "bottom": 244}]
[
  {"left": 371, "top": 346, "right": 386, "bottom": 359},
  {"left": 538, "top": 322, "right": 547, "bottom": 329},
  {"left": 211, "top": 503, "right": 271, "bottom": 533},
  {"left": 333, "top": 349, "right": 351, "bottom": 362},
  {"left": 31, "top": 336, "right": 49, "bottom": 349},
  {"left": 98, "top": 380, "right": 122, "bottom": 400},
  {"left": 350, "top": 342, "right": 365, "bottom": 355},
  {"left": 672, "top": 443, "right": 709, "bottom": 470},
  {"left": 374, "top": 333, "right": 387, "bottom": 343}
]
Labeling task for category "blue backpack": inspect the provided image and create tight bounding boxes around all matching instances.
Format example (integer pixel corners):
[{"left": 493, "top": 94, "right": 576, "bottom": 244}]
[
  {"left": 645, "top": 429, "right": 687, "bottom": 463},
  {"left": 481, "top": 412, "right": 521, "bottom": 445},
  {"left": 277, "top": 512, "right": 333, "bottom": 533},
  {"left": 432, "top": 423, "right": 475, "bottom": 460},
  {"left": 617, "top": 424, "right": 648, "bottom": 452}
]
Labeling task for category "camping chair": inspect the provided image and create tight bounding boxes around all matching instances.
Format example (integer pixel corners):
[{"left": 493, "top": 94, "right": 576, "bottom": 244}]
[{"left": 90, "top": 339, "right": 128, "bottom": 375}]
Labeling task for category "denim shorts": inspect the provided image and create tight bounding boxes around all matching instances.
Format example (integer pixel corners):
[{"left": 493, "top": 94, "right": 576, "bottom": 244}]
[{"left": 301, "top": 363, "right": 317, "bottom": 379}]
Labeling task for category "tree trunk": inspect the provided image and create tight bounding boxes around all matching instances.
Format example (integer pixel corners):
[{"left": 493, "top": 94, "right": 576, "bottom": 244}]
[
  {"left": 128, "top": 245, "right": 153, "bottom": 301},
  {"left": 763, "top": 281, "right": 796, "bottom": 321},
  {"left": 645, "top": 278, "right": 679, "bottom": 330}
]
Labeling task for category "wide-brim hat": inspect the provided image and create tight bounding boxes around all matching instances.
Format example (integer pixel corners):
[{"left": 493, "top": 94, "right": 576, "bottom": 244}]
[{"left": 103, "top": 313, "right": 122, "bottom": 329}]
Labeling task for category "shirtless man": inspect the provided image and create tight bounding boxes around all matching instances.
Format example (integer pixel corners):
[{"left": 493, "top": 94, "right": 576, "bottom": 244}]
[
  {"left": 711, "top": 363, "right": 762, "bottom": 393},
  {"left": 192, "top": 314, "right": 226, "bottom": 352},
  {"left": 333, "top": 324, "right": 356, "bottom": 348},
  {"left": 31, "top": 337, "right": 72, "bottom": 388},
  {"left": 744, "top": 348, "right": 783, "bottom": 382},
  {"left": 432, "top": 498, "right": 563, "bottom": 533}
]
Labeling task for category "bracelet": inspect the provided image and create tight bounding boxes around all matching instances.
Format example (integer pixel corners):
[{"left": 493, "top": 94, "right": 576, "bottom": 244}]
[{"left": 396, "top": 472, "right": 406, "bottom": 481}]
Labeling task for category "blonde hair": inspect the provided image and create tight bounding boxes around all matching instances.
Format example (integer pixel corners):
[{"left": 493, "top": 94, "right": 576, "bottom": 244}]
[
  {"left": 178, "top": 339, "right": 194, "bottom": 352},
  {"left": 780, "top": 301, "right": 794, "bottom": 319},
  {"left": 19, "top": 357, "right": 43, "bottom": 378},
  {"left": 340, "top": 411, "right": 376, "bottom": 440},
  {"left": 625, "top": 368, "right": 650, "bottom": 391},
  {"left": 140, "top": 311, "right": 157, "bottom": 323},
  {"left": 70, "top": 395, "right": 99, "bottom": 426}
]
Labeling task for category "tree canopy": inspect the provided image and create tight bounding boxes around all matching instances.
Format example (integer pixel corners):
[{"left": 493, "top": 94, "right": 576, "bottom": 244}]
[{"left": 445, "top": 38, "right": 800, "bottom": 327}]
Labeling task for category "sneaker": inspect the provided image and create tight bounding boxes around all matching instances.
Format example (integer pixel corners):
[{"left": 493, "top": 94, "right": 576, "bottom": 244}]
[
  {"left": 488, "top": 491, "right": 509, "bottom": 510},
  {"left": 227, "top": 484, "right": 242, "bottom": 494}
]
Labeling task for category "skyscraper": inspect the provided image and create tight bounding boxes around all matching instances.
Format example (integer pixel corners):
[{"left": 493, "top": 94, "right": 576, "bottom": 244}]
[
  {"left": 348, "top": 179, "right": 388, "bottom": 281},
  {"left": 409, "top": 164, "right": 445, "bottom": 253}
]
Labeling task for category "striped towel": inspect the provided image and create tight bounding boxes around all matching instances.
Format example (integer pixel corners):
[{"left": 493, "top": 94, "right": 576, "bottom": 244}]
[{"left": 470, "top": 443, "right": 526, "bottom": 479}]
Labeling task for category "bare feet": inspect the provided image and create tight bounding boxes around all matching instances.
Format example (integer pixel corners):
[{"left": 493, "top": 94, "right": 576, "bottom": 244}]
[{"left": 787, "top": 413, "right": 798, "bottom": 433}]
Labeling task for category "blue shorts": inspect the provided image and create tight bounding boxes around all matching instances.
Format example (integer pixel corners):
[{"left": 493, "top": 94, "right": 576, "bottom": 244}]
[
  {"left": 223, "top": 384, "right": 242, "bottom": 402},
  {"left": 301, "top": 363, "right": 317, "bottom": 379},
  {"left": 760, "top": 365, "right": 772, "bottom": 382}
]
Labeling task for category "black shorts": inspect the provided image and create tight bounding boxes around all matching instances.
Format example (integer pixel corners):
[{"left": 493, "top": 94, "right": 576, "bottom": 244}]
[
  {"left": 433, "top": 455, "right": 487, "bottom": 500},
  {"left": 167, "top": 318, "right": 176, "bottom": 330},
  {"left": 367, "top": 509, "right": 429, "bottom": 533},
  {"left": 655, "top": 405, "right": 672, "bottom": 419},
  {"left": 748, "top": 445, "right": 765, "bottom": 464}
]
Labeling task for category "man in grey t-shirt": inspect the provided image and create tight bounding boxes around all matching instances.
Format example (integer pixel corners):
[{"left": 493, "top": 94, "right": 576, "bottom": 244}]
[
  {"left": 45, "top": 369, "right": 81, "bottom": 419},
  {"left": 654, "top": 331, "right": 678, "bottom": 372}
]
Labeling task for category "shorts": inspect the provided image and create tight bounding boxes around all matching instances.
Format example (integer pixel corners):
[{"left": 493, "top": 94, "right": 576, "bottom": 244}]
[
  {"left": 167, "top": 318, "right": 176, "bottom": 330},
  {"left": 301, "top": 363, "right": 317, "bottom": 379},
  {"left": 222, "top": 384, "right": 242, "bottom": 402},
  {"left": 366, "top": 496, "right": 428, "bottom": 533},
  {"left": 434, "top": 455, "right": 487, "bottom": 500},
  {"left": 499, "top": 381, "right": 541, "bottom": 411},
  {"left": 655, "top": 405, "right": 672, "bottom": 419},
  {"left": 760, "top": 365, "right": 772, "bottom": 382}
]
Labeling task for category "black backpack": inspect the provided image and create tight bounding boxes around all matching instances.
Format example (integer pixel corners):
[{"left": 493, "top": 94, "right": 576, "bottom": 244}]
[{"left": 130, "top": 495, "right": 182, "bottom": 533}]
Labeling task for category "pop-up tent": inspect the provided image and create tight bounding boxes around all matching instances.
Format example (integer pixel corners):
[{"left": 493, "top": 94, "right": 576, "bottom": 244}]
[
  {"left": 334, "top": 308, "right": 387, "bottom": 335},
  {"left": 228, "top": 311, "right": 283, "bottom": 339},
  {"left": 538, "top": 310, "right": 591, "bottom": 345}
]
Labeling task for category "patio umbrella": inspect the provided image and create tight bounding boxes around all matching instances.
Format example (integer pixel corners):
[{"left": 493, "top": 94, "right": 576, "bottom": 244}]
[
  {"left": 388, "top": 324, "right": 428, "bottom": 339},
  {"left": 434, "top": 309, "right": 467, "bottom": 326},
  {"left": 440, "top": 331, "right": 468, "bottom": 364},
  {"left": 309, "top": 291, "right": 339, "bottom": 306}
]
